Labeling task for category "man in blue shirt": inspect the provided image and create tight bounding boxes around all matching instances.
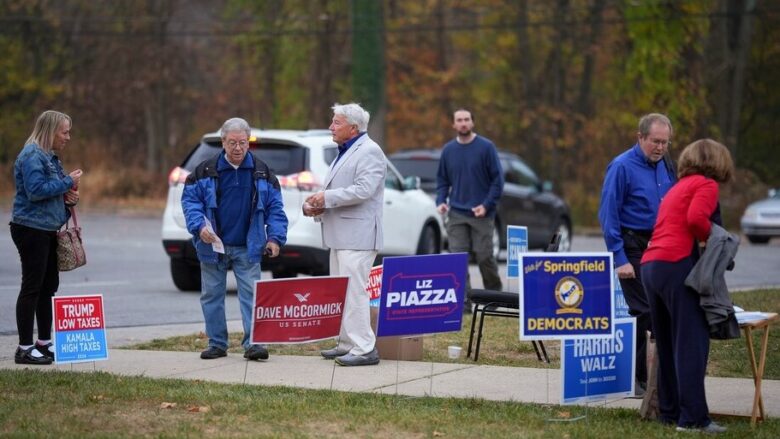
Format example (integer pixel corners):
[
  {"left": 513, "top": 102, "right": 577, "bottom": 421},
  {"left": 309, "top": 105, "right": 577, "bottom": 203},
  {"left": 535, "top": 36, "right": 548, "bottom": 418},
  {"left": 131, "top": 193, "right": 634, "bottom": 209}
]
[
  {"left": 436, "top": 108, "right": 504, "bottom": 310},
  {"left": 182, "top": 117, "right": 288, "bottom": 361},
  {"left": 598, "top": 113, "right": 676, "bottom": 397}
]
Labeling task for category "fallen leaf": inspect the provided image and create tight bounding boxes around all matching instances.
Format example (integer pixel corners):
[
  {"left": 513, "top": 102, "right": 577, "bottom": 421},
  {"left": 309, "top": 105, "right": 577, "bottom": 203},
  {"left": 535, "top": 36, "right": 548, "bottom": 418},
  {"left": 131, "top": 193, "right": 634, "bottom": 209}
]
[
  {"left": 160, "top": 402, "right": 177, "bottom": 409},
  {"left": 433, "top": 431, "right": 445, "bottom": 437},
  {"left": 187, "top": 405, "right": 210, "bottom": 413},
  {"left": 556, "top": 411, "right": 571, "bottom": 419},
  {"left": 90, "top": 394, "right": 105, "bottom": 401}
]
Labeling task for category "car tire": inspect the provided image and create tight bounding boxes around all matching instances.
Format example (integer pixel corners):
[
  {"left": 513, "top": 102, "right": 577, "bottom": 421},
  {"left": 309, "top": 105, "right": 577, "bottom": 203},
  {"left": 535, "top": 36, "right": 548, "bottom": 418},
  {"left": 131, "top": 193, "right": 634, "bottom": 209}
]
[
  {"left": 747, "top": 235, "right": 771, "bottom": 244},
  {"left": 554, "top": 220, "right": 572, "bottom": 252},
  {"left": 171, "top": 259, "right": 201, "bottom": 292},
  {"left": 416, "top": 224, "right": 440, "bottom": 254}
]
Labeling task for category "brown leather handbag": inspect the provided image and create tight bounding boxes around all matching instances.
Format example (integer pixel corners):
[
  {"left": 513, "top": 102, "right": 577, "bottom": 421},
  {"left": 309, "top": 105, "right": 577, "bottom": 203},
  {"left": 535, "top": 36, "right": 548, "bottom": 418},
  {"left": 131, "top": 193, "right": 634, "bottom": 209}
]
[{"left": 57, "top": 207, "right": 86, "bottom": 271}]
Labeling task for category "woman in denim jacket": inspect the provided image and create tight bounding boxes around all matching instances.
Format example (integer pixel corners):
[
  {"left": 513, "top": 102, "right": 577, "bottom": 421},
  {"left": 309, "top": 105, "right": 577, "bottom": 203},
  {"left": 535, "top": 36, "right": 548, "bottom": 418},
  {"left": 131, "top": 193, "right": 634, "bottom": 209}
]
[{"left": 10, "top": 110, "right": 82, "bottom": 365}]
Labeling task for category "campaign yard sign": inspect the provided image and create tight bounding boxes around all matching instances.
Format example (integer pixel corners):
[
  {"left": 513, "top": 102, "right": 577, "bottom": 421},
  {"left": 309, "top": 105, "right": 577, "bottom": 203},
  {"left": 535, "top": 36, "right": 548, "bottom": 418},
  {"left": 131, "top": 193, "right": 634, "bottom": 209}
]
[
  {"left": 613, "top": 271, "right": 631, "bottom": 319},
  {"left": 251, "top": 276, "right": 348, "bottom": 344},
  {"left": 561, "top": 318, "right": 636, "bottom": 404},
  {"left": 52, "top": 295, "right": 108, "bottom": 364},
  {"left": 506, "top": 225, "right": 528, "bottom": 279},
  {"left": 519, "top": 252, "right": 614, "bottom": 340},
  {"left": 367, "top": 265, "right": 383, "bottom": 308},
  {"left": 377, "top": 253, "right": 468, "bottom": 337}
]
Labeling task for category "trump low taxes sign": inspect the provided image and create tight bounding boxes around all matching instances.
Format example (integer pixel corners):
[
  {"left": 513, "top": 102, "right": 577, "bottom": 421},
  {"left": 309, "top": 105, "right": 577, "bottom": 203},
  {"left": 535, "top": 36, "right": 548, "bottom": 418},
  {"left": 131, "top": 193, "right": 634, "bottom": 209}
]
[
  {"left": 251, "top": 276, "right": 348, "bottom": 344},
  {"left": 53, "top": 295, "right": 108, "bottom": 364}
]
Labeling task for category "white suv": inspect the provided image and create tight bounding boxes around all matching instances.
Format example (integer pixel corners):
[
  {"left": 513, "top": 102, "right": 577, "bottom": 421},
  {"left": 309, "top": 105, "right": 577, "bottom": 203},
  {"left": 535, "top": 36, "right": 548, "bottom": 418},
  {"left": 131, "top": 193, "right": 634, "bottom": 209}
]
[{"left": 161, "top": 128, "right": 445, "bottom": 291}]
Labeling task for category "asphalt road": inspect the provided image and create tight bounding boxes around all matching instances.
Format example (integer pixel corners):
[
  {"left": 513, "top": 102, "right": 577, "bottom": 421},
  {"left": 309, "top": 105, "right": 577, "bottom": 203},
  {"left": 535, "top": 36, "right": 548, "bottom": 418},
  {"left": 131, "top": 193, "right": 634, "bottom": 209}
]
[{"left": 1, "top": 210, "right": 778, "bottom": 335}]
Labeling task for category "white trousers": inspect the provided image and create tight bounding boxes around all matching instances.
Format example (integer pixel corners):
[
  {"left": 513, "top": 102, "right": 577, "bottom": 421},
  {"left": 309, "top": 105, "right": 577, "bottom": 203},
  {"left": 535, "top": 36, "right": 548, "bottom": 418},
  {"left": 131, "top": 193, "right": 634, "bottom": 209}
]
[{"left": 330, "top": 249, "right": 377, "bottom": 355}]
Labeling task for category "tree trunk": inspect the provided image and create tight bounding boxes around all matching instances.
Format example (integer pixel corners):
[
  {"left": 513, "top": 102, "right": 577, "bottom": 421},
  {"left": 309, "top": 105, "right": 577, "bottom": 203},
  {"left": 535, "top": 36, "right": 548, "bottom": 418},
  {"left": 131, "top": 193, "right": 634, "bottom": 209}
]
[{"left": 725, "top": 0, "right": 757, "bottom": 164}]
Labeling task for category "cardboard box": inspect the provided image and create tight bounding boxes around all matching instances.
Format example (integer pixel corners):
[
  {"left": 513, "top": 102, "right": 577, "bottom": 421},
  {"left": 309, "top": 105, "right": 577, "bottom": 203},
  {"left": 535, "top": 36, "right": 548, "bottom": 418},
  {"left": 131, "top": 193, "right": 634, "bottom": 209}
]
[{"left": 370, "top": 307, "right": 424, "bottom": 361}]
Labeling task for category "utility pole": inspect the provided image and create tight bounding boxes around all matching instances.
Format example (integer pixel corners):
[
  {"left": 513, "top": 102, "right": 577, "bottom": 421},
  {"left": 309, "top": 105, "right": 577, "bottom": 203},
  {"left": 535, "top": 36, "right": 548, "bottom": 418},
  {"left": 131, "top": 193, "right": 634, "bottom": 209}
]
[{"left": 351, "top": 0, "right": 385, "bottom": 146}]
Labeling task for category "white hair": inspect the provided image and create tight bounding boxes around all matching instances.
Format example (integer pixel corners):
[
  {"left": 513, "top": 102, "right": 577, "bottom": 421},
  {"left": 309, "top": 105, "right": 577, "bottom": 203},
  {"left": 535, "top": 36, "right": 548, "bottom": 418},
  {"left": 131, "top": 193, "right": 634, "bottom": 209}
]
[
  {"left": 332, "top": 103, "right": 370, "bottom": 132},
  {"left": 220, "top": 117, "right": 251, "bottom": 139}
]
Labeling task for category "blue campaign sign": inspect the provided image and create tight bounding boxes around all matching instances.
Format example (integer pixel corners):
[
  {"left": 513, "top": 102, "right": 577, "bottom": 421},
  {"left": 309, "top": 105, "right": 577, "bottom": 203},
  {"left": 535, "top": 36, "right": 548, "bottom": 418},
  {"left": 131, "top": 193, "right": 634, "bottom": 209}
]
[
  {"left": 377, "top": 253, "right": 469, "bottom": 337},
  {"left": 506, "top": 225, "right": 528, "bottom": 279},
  {"left": 519, "top": 252, "right": 614, "bottom": 340},
  {"left": 561, "top": 318, "right": 636, "bottom": 404},
  {"left": 613, "top": 271, "right": 631, "bottom": 319}
]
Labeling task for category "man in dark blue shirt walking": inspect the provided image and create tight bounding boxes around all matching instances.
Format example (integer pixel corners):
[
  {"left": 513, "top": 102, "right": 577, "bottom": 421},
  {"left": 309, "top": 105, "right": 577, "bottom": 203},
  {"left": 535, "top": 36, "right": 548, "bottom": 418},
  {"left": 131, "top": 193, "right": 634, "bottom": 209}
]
[
  {"left": 436, "top": 109, "right": 504, "bottom": 310},
  {"left": 598, "top": 113, "right": 676, "bottom": 397}
]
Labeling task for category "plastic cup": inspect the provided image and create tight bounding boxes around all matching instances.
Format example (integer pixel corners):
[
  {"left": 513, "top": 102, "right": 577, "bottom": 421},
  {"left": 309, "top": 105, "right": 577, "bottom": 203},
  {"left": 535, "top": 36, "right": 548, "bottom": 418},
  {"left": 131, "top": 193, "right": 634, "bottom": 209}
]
[{"left": 447, "top": 345, "right": 462, "bottom": 359}]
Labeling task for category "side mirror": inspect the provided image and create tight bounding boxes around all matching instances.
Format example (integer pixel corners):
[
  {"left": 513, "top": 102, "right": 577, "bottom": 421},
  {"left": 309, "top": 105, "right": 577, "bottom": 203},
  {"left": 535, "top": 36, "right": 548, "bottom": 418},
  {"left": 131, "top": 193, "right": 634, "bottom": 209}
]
[
  {"left": 542, "top": 180, "right": 553, "bottom": 192},
  {"left": 403, "top": 175, "right": 421, "bottom": 191},
  {"left": 769, "top": 188, "right": 777, "bottom": 198}
]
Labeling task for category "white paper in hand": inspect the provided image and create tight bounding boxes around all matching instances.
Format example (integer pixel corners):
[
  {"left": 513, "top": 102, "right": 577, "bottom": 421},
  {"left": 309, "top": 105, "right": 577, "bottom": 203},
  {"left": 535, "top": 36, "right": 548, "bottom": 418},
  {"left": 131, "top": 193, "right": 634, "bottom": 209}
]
[{"left": 203, "top": 216, "right": 225, "bottom": 254}]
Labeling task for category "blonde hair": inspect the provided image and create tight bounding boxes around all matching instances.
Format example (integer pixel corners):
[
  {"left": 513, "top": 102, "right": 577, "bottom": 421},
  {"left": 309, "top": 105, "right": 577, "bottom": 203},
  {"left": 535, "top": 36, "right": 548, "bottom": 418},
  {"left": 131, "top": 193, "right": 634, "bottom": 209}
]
[
  {"left": 677, "top": 139, "right": 734, "bottom": 183},
  {"left": 25, "top": 110, "right": 71, "bottom": 153}
]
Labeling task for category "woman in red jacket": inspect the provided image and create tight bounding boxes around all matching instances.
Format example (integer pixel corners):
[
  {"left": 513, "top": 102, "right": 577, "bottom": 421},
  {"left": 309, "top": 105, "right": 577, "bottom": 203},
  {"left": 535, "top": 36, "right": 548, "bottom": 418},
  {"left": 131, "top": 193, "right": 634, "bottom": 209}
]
[{"left": 640, "top": 139, "right": 734, "bottom": 434}]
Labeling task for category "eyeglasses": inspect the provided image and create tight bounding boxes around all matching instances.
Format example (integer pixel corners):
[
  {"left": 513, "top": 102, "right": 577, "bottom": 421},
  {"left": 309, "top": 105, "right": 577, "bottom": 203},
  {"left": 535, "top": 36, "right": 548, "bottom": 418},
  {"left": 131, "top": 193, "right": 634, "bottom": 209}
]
[
  {"left": 648, "top": 138, "right": 671, "bottom": 147},
  {"left": 225, "top": 139, "right": 249, "bottom": 149}
]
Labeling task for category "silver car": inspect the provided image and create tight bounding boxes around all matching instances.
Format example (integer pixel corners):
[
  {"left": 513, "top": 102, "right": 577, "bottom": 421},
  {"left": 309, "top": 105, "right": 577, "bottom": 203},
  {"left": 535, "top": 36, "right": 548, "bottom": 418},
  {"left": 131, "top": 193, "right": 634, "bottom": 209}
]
[{"left": 741, "top": 188, "right": 780, "bottom": 244}]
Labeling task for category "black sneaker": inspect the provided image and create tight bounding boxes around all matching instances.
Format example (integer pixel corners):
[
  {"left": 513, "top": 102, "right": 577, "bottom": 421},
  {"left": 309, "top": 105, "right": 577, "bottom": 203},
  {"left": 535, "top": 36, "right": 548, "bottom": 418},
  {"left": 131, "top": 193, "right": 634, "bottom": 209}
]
[
  {"left": 35, "top": 343, "right": 55, "bottom": 361},
  {"left": 244, "top": 345, "right": 269, "bottom": 361},
  {"left": 200, "top": 346, "right": 227, "bottom": 359},
  {"left": 15, "top": 346, "right": 53, "bottom": 365}
]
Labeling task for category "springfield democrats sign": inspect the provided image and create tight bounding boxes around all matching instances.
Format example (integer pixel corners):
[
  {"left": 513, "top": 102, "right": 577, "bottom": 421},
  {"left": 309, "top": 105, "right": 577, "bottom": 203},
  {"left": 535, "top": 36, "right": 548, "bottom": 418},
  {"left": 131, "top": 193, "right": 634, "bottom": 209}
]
[
  {"left": 251, "top": 277, "right": 348, "bottom": 344},
  {"left": 377, "top": 253, "right": 468, "bottom": 337},
  {"left": 519, "top": 253, "right": 614, "bottom": 340},
  {"left": 52, "top": 295, "right": 108, "bottom": 364}
]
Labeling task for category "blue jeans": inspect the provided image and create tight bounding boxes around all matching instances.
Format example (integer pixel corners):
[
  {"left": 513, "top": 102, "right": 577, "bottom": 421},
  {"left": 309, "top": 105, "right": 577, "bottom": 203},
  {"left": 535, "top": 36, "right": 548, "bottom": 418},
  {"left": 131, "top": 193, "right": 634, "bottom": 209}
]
[{"left": 200, "top": 246, "right": 261, "bottom": 350}]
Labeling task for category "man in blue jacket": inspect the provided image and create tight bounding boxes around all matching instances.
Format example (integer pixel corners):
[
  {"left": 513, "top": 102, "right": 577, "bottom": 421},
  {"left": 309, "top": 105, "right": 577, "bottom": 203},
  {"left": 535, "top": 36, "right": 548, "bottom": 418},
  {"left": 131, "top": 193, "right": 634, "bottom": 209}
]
[{"left": 182, "top": 117, "right": 288, "bottom": 361}]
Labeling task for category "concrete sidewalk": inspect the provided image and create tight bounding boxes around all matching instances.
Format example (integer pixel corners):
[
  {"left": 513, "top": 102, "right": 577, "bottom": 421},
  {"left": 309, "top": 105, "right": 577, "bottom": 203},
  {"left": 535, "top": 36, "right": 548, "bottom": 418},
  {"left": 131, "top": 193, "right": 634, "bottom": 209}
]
[{"left": 1, "top": 322, "right": 778, "bottom": 418}]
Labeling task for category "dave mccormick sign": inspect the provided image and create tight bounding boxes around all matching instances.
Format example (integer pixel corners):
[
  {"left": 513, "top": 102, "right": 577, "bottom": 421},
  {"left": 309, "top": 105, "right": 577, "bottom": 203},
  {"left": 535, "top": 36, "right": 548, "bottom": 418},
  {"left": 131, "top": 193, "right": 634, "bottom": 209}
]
[
  {"left": 52, "top": 295, "right": 108, "bottom": 364},
  {"left": 377, "top": 253, "right": 468, "bottom": 337},
  {"left": 251, "top": 277, "right": 348, "bottom": 344},
  {"left": 519, "top": 253, "right": 614, "bottom": 340}
]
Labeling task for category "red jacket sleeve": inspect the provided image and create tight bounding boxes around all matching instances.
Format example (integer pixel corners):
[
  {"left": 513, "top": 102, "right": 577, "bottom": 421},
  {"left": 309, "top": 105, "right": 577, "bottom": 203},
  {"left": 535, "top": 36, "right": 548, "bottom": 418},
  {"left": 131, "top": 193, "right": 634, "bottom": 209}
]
[{"left": 687, "top": 177, "right": 718, "bottom": 242}]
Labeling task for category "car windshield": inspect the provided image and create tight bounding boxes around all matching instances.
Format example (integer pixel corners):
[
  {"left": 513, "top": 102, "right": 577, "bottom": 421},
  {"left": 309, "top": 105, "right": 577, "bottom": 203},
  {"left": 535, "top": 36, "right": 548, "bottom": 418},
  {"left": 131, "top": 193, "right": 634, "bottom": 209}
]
[
  {"left": 390, "top": 158, "right": 439, "bottom": 182},
  {"left": 184, "top": 141, "right": 307, "bottom": 176}
]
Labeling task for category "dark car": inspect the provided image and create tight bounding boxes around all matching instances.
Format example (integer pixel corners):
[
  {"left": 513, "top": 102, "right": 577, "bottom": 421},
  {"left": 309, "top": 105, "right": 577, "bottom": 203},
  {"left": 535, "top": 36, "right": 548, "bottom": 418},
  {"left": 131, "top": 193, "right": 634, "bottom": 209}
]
[{"left": 389, "top": 148, "right": 572, "bottom": 253}]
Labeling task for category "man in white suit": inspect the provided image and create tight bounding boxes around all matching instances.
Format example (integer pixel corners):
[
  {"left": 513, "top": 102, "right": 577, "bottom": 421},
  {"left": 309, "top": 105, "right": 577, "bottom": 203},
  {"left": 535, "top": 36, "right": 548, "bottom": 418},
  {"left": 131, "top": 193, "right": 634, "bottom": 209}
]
[{"left": 302, "top": 102, "right": 385, "bottom": 366}]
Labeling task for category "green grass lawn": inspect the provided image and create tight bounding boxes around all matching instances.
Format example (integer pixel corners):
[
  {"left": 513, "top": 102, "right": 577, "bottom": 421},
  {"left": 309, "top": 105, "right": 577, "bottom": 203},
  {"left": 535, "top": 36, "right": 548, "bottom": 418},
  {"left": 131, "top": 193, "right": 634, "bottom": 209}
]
[
  {"left": 2, "top": 368, "right": 779, "bottom": 438},
  {"left": 131, "top": 289, "right": 780, "bottom": 379},
  {"left": 2, "top": 290, "right": 777, "bottom": 437}
]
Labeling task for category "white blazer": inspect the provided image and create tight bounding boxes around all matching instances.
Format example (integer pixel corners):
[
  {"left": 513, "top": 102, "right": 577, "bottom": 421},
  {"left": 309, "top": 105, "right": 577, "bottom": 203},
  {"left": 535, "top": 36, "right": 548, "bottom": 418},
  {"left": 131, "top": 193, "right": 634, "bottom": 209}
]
[{"left": 320, "top": 134, "right": 386, "bottom": 251}]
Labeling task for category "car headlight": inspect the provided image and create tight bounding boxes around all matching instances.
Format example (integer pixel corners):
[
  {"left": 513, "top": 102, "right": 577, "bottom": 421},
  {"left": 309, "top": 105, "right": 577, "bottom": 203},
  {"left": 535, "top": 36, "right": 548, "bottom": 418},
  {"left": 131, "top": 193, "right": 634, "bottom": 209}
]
[{"left": 742, "top": 207, "right": 758, "bottom": 221}]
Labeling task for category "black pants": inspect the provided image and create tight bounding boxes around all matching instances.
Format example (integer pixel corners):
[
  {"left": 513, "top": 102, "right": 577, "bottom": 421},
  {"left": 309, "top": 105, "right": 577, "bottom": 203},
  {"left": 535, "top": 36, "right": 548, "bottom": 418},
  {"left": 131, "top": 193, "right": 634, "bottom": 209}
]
[
  {"left": 619, "top": 230, "right": 651, "bottom": 386},
  {"left": 642, "top": 258, "right": 711, "bottom": 428},
  {"left": 10, "top": 223, "right": 59, "bottom": 346}
]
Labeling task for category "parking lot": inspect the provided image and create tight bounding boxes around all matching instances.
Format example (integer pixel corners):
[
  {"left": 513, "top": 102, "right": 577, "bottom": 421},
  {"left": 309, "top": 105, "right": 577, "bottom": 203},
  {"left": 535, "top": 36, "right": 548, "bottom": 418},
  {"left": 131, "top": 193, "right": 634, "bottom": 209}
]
[{"left": 0, "top": 209, "right": 778, "bottom": 335}]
